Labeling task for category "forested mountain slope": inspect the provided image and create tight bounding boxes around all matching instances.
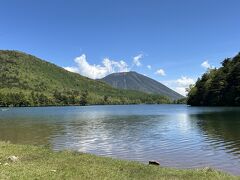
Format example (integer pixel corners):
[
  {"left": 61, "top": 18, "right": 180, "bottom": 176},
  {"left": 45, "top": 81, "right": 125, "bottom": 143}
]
[{"left": 0, "top": 50, "right": 170, "bottom": 106}]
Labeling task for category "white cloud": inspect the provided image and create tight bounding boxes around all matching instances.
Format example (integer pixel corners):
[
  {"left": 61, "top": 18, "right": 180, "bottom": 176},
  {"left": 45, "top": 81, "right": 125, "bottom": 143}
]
[
  {"left": 175, "top": 87, "right": 188, "bottom": 96},
  {"left": 64, "top": 54, "right": 129, "bottom": 79},
  {"left": 162, "top": 76, "right": 195, "bottom": 96},
  {"left": 147, "top": 65, "right": 152, "bottom": 70},
  {"left": 64, "top": 66, "right": 79, "bottom": 73},
  {"left": 155, "top": 69, "right": 166, "bottom": 76},
  {"left": 133, "top": 54, "right": 143, "bottom": 67},
  {"left": 176, "top": 76, "right": 195, "bottom": 87},
  {"left": 201, "top": 60, "right": 214, "bottom": 69}
]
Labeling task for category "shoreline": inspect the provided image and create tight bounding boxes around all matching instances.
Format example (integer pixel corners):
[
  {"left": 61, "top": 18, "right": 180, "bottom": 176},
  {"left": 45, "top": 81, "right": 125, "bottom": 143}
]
[
  {"left": 0, "top": 103, "right": 182, "bottom": 108},
  {"left": 0, "top": 141, "right": 238, "bottom": 179}
]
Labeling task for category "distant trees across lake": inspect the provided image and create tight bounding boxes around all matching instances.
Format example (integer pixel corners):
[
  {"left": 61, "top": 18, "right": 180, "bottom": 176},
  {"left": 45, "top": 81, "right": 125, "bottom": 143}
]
[
  {"left": 0, "top": 90, "right": 90, "bottom": 107},
  {"left": 187, "top": 53, "right": 240, "bottom": 106},
  {"left": 0, "top": 90, "right": 171, "bottom": 107}
]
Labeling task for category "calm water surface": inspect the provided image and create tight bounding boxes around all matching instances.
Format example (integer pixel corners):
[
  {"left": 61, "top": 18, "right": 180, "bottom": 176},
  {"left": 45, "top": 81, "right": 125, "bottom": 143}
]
[{"left": 0, "top": 105, "right": 240, "bottom": 175}]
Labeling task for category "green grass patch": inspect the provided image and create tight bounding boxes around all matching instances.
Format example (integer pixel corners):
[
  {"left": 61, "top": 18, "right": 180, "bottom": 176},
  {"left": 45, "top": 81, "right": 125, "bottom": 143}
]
[{"left": 0, "top": 141, "right": 238, "bottom": 180}]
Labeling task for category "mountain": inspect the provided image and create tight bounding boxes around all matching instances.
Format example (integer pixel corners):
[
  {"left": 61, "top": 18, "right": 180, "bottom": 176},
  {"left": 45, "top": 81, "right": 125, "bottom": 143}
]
[
  {"left": 187, "top": 53, "right": 240, "bottom": 106},
  {"left": 0, "top": 50, "right": 171, "bottom": 106},
  {"left": 101, "top": 71, "right": 184, "bottom": 100}
]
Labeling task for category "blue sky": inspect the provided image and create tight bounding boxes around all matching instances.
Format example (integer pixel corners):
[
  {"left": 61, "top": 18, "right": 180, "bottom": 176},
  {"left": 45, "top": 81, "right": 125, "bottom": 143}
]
[{"left": 1, "top": 0, "right": 240, "bottom": 95}]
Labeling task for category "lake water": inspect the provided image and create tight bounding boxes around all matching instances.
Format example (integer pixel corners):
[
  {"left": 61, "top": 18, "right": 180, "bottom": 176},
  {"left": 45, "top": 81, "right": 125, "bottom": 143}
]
[{"left": 0, "top": 105, "right": 240, "bottom": 175}]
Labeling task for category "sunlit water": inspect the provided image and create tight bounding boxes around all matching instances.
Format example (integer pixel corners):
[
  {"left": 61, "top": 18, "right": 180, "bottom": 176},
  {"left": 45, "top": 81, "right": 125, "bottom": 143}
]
[{"left": 0, "top": 105, "right": 240, "bottom": 175}]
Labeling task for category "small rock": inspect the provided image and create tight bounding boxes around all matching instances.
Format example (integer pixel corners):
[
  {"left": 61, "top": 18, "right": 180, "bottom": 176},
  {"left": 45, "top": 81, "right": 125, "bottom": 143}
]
[
  {"left": 8, "top": 156, "right": 19, "bottom": 162},
  {"left": 149, "top": 160, "right": 160, "bottom": 166},
  {"left": 4, "top": 163, "right": 9, "bottom": 166},
  {"left": 50, "top": 170, "right": 57, "bottom": 173}
]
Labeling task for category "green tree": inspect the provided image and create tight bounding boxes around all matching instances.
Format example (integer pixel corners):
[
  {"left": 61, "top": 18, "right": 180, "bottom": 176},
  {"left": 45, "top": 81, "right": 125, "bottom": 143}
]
[
  {"left": 187, "top": 52, "right": 240, "bottom": 106},
  {"left": 103, "top": 95, "right": 109, "bottom": 104},
  {"left": 80, "top": 90, "right": 88, "bottom": 106}
]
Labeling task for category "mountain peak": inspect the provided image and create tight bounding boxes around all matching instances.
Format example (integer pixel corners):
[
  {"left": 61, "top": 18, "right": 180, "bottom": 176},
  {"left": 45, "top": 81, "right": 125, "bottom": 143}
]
[{"left": 102, "top": 72, "right": 184, "bottom": 100}]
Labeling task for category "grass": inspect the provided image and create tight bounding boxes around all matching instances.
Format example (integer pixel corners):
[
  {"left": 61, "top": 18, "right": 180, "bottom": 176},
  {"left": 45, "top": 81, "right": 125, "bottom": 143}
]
[{"left": 0, "top": 142, "right": 239, "bottom": 180}]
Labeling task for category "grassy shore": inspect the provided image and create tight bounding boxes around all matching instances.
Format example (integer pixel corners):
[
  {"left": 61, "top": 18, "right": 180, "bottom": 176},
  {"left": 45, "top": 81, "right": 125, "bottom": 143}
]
[{"left": 0, "top": 142, "right": 238, "bottom": 180}]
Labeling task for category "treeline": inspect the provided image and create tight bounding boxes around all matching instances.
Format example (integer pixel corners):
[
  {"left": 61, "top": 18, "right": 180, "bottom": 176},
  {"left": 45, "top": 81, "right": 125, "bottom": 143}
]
[
  {"left": 187, "top": 53, "right": 240, "bottom": 106},
  {"left": 0, "top": 91, "right": 90, "bottom": 107},
  {"left": 173, "top": 98, "right": 187, "bottom": 104},
  {"left": 0, "top": 90, "right": 171, "bottom": 107}
]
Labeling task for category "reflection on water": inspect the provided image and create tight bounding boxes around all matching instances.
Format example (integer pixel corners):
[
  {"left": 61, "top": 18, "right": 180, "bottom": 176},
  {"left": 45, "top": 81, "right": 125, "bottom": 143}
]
[
  {"left": 0, "top": 105, "right": 240, "bottom": 175},
  {"left": 192, "top": 111, "right": 240, "bottom": 156}
]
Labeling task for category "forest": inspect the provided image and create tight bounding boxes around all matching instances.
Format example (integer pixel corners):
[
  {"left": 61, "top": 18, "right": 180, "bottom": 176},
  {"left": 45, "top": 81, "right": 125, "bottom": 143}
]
[{"left": 187, "top": 53, "right": 240, "bottom": 106}]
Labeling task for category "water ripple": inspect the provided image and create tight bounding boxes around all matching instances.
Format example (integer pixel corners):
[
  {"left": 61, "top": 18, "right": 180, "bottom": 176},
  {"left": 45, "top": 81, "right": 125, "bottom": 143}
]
[{"left": 1, "top": 105, "right": 240, "bottom": 175}]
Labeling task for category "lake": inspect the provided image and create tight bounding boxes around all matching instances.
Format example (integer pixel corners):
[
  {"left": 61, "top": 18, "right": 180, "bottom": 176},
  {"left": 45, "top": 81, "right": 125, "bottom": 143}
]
[{"left": 0, "top": 104, "right": 240, "bottom": 175}]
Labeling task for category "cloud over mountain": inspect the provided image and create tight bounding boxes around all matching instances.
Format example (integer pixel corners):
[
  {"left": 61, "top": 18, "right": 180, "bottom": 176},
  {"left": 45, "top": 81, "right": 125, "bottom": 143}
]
[
  {"left": 155, "top": 69, "right": 166, "bottom": 76},
  {"left": 64, "top": 54, "right": 129, "bottom": 79},
  {"left": 133, "top": 54, "right": 143, "bottom": 67}
]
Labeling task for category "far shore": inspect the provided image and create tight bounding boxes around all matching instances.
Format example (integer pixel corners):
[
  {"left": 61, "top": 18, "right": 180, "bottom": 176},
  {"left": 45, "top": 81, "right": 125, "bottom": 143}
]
[{"left": 0, "top": 103, "right": 185, "bottom": 108}]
